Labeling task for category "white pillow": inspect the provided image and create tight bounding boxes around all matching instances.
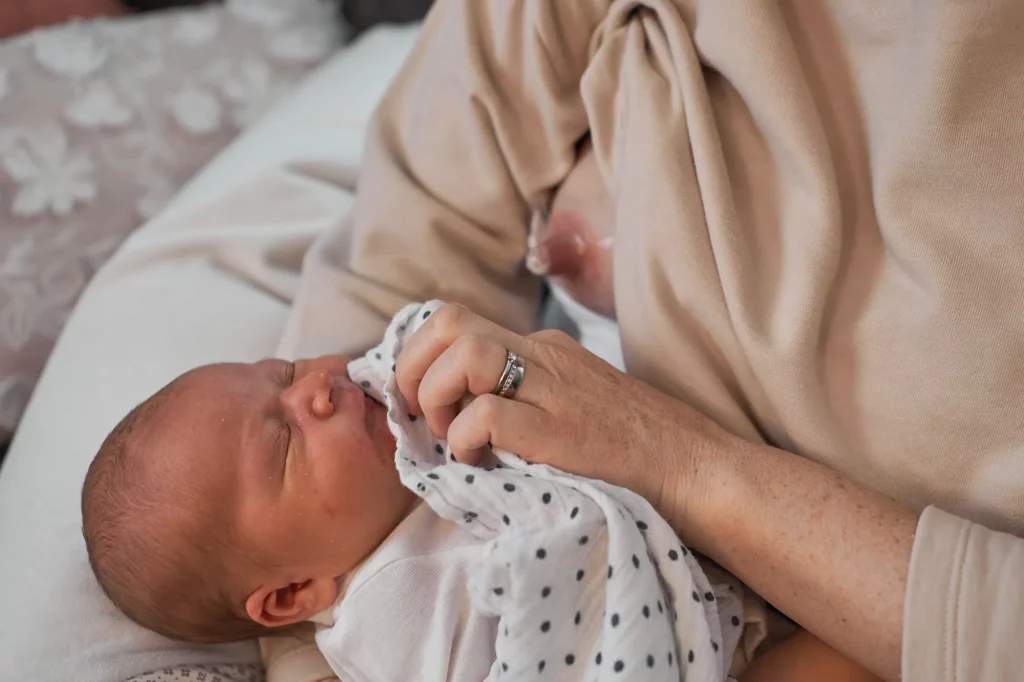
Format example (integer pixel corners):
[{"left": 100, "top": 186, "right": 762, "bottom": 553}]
[{"left": 0, "top": 25, "right": 420, "bottom": 682}]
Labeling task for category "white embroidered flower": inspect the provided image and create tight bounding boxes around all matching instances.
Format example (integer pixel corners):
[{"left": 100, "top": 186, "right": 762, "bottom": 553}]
[
  {"left": 168, "top": 87, "right": 223, "bottom": 135},
  {"left": 220, "top": 59, "right": 290, "bottom": 128},
  {"left": 65, "top": 81, "right": 133, "bottom": 129},
  {"left": 268, "top": 25, "right": 338, "bottom": 64},
  {"left": 32, "top": 28, "right": 108, "bottom": 78},
  {"left": 226, "top": 0, "right": 291, "bottom": 27},
  {"left": 173, "top": 12, "right": 220, "bottom": 45},
  {"left": 1, "top": 125, "right": 97, "bottom": 217}
]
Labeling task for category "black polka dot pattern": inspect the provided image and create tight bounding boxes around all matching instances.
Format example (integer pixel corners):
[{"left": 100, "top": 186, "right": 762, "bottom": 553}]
[{"left": 361, "top": 301, "right": 741, "bottom": 682}]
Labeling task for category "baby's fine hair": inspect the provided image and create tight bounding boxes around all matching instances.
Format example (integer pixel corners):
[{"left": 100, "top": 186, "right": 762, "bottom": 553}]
[{"left": 81, "top": 379, "right": 272, "bottom": 644}]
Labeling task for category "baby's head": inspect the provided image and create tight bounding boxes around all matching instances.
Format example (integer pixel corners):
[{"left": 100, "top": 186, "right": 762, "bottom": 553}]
[{"left": 82, "top": 355, "right": 414, "bottom": 643}]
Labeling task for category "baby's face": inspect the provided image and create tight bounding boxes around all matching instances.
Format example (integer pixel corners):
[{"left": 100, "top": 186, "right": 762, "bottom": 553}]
[{"left": 160, "top": 355, "right": 414, "bottom": 594}]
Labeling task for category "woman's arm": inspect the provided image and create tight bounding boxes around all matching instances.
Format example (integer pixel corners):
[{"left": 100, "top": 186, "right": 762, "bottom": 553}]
[{"left": 671, "top": 430, "right": 917, "bottom": 682}]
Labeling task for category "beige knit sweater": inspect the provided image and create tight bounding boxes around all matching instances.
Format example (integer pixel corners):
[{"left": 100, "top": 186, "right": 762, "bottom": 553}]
[{"left": 280, "top": 1, "right": 1024, "bottom": 680}]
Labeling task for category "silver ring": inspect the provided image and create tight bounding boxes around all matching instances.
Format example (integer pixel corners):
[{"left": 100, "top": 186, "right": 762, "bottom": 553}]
[{"left": 493, "top": 349, "right": 525, "bottom": 399}]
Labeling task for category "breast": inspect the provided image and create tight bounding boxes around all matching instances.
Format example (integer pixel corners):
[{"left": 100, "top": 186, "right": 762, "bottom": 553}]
[{"left": 528, "top": 141, "right": 617, "bottom": 320}]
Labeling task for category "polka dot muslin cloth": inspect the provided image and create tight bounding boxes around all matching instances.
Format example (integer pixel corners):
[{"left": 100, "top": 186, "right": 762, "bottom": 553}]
[{"left": 347, "top": 302, "right": 743, "bottom": 682}]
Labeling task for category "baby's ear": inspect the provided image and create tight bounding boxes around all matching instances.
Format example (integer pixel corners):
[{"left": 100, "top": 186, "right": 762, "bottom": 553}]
[{"left": 245, "top": 578, "right": 338, "bottom": 627}]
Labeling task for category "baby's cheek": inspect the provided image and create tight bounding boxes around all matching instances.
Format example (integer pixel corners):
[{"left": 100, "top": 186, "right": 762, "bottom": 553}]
[{"left": 317, "top": 488, "right": 337, "bottom": 520}]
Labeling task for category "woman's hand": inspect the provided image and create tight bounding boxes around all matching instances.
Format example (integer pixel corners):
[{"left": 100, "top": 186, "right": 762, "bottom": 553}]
[
  {"left": 395, "top": 303, "right": 734, "bottom": 534},
  {"left": 397, "top": 304, "right": 918, "bottom": 682}
]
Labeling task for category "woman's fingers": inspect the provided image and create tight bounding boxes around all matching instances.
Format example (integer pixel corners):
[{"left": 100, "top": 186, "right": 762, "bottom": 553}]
[
  {"left": 446, "top": 394, "right": 559, "bottom": 464},
  {"left": 417, "top": 334, "right": 505, "bottom": 438},
  {"left": 419, "top": 333, "right": 550, "bottom": 439},
  {"left": 397, "top": 303, "right": 530, "bottom": 414}
]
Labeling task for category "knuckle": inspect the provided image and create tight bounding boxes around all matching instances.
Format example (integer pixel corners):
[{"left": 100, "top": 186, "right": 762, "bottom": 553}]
[
  {"left": 434, "top": 302, "right": 469, "bottom": 336},
  {"left": 454, "top": 334, "right": 487, "bottom": 365},
  {"left": 473, "top": 394, "right": 503, "bottom": 424}
]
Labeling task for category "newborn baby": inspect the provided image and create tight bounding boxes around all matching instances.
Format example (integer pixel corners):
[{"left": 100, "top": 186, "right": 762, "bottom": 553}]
[{"left": 82, "top": 344, "right": 499, "bottom": 678}]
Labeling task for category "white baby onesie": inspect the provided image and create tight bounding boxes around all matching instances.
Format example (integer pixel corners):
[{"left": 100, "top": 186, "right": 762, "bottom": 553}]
[
  {"left": 325, "top": 301, "right": 745, "bottom": 682},
  {"left": 314, "top": 502, "right": 498, "bottom": 681}
]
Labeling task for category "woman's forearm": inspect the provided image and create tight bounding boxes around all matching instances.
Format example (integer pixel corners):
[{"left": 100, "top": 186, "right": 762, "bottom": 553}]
[{"left": 664, "top": 434, "right": 917, "bottom": 682}]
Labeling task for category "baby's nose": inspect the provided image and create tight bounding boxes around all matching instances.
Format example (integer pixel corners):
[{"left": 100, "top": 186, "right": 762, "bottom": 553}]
[{"left": 282, "top": 371, "right": 334, "bottom": 422}]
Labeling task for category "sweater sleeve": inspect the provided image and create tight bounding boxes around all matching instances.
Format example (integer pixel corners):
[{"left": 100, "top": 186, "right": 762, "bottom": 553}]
[
  {"left": 279, "top": 0, "right": 609, "bottom": 358},
  {"left": 902, "top": 506, "right": 1024, "bottom": 682}
]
